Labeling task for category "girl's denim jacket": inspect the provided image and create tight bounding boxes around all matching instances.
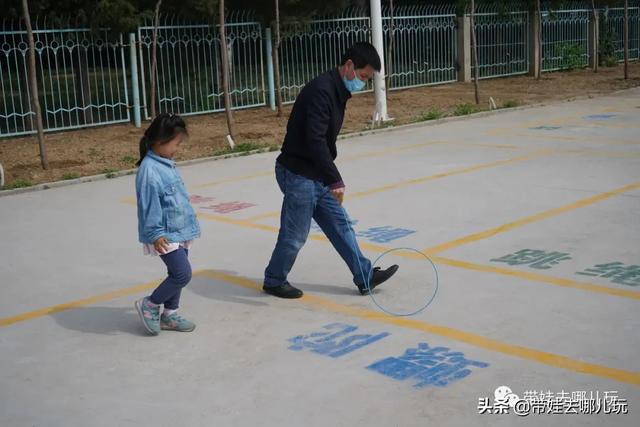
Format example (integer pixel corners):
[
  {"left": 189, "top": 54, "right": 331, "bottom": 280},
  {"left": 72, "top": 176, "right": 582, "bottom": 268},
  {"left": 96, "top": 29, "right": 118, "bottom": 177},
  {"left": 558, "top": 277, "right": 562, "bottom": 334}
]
[{"left": 136, "top": 151, "right": 200, "bottom": 244}]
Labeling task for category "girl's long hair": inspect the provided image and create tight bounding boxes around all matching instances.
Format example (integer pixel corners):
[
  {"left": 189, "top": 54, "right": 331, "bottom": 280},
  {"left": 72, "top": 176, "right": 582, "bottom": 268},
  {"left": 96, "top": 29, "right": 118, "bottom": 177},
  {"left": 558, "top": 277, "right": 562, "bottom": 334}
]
[{"left": 137, "top": 113, "right": 187, "bottom": 166}]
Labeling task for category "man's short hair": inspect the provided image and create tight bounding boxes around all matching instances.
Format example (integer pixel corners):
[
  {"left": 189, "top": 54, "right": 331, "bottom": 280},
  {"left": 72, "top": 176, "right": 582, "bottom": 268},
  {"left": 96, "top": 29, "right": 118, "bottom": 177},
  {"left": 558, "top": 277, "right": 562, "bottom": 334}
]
[{"left": 341, "top": 42, "right": 381, "bottom": 72}]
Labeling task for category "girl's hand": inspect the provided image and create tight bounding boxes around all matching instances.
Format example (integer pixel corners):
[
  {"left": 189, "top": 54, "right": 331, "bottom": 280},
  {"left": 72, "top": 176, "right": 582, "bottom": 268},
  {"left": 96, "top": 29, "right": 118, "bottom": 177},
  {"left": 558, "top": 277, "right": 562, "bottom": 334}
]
[{"left": 154, "top": 237, "right": 171, "bottom": 254}]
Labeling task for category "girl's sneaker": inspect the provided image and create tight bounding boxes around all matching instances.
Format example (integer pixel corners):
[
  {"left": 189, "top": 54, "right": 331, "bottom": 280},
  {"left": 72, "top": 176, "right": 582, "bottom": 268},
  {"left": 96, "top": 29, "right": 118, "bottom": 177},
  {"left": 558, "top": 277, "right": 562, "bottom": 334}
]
[
  {"left": 160, "top": 312, "right": 196, "bottom": 332},
  {"left": 135, "top": 297, "right": 161, "bottom": 335}
]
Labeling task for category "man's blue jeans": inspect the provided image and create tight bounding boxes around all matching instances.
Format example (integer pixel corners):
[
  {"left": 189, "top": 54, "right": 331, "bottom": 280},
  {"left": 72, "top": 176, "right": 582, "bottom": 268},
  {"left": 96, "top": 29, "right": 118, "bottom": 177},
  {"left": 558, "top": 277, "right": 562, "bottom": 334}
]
[{"left": 264, "top": 163, "right": 372, "bottom": 288}]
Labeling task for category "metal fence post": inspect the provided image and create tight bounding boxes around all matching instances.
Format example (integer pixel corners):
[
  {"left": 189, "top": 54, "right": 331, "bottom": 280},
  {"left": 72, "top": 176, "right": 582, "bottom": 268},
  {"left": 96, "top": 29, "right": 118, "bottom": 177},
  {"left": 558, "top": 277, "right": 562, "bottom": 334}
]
[
  {"left": 129, "top": 33, "right": 142, "bottom": 128},
  {"left": 458, "top": 16, "right": 471, "bottom": 82},
  {"left": 265, "top": 27, "right": 276, "bottom": 111}
]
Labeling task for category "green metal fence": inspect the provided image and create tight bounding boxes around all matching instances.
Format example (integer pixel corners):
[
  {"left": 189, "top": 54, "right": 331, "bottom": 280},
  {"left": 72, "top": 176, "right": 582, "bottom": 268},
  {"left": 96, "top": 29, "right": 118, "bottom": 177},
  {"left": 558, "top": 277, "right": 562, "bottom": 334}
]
[
  {"left": 1, "top": 19, "right": 129, "bottom": 137},
  {"left": 471, "top": 4, "right": 529, "bottom": 79},
  {"left": 137, "top": 12, "right": 265, "bottom": 119},
  {"left": 542, "top": 7, "right": 591, "bottom": 71},
  {"left": 383, "top": 5, "right": 458, "bottom": 89},
  {"left": 278, "top": 9, "right": 372, "bottom": 104},
  {"left": 2, "top": 3, "right": 640, "bottom": 138},
  {"left": 608, "top": 6, "right": 640, "bottom": 61},
  {"left": 278, "top": 6, "right": 458, "bottom": 103}
]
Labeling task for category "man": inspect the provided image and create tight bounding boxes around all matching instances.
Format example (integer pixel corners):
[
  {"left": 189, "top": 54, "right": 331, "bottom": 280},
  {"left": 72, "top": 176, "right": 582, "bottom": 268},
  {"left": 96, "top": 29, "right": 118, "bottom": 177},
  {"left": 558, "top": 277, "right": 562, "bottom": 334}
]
[{"left": 263, "top": 42, "right": 399, "bottom": 299}]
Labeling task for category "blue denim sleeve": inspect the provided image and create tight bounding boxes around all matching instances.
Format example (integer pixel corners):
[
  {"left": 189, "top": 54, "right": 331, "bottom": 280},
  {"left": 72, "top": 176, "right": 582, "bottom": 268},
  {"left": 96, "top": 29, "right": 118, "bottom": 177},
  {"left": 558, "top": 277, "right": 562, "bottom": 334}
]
[{"left": 136, "top": 168, "right": 165, "bottom": 243}]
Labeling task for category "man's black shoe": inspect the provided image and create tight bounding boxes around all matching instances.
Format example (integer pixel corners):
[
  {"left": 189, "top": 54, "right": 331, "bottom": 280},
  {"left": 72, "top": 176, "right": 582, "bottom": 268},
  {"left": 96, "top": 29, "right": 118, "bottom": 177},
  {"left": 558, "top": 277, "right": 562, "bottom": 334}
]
[
  {"left": 263, "top": 283, "right": 304, "bottom": 299},
  {"left": 357, "top": 265, "right": 399, "bottom": 295}
]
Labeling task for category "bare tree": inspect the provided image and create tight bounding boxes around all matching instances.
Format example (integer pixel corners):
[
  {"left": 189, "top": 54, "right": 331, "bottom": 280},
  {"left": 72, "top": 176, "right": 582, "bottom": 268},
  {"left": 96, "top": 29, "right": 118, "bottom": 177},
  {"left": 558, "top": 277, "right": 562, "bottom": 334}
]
[
  {"left": 386, "top": 0, "right": 394, "bottom": 89},
  {"left": 21, "top": 0, "right": 48, "bottom": 169},
  {"left": 470, "top": 0, "right": 480, "bottom": 104},
  {"left": 592, "top": 0, "right": 598, "bottom": 72},
  {"left": 273, "top": 0, "right": 284, "bottom": 116},
  {"left": 150, "top": 0, "right": 162, "bottom": 118},
  {"left": 624, "top": 0, "right": 629, "bottom": 79},
  {"left": 219, "top": 0, "right": 236, "bottom": 141},
  {"left": 536, "top": 0, "right": 543, "bottom": 80}
]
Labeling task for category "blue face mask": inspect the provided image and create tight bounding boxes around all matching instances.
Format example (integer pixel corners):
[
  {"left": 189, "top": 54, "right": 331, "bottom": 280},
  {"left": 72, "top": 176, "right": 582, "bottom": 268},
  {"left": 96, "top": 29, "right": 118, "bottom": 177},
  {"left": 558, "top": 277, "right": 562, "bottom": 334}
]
[{"left": 343, "top": 66, "right": 366, "bottom": 93}]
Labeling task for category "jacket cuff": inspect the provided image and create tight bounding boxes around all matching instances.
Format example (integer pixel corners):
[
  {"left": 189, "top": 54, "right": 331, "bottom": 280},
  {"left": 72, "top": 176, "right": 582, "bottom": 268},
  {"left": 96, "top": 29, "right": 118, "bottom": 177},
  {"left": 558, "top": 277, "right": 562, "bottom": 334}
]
[{"left": 329, "top": 181, "right": 345, "bottom": 190}]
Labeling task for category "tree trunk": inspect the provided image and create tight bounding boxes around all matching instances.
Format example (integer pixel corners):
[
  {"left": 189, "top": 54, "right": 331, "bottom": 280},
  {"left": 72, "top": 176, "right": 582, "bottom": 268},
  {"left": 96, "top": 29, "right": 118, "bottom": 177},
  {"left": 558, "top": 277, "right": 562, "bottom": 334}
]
[
  {"left": 21, "top": 0, "right": 48, "bottom": 169},
  {"left": 273, "top": 0, "right": 284, "bottom": 116},
  {"left": 536, "top": 0, "right": 543, "bottom": 79},
  {"left": 470, "top": 0, "right": 480, "bottom": 104},
  {"left": 150, "top": 0, "right": 162, "bottom": 118},
  {"left": 219, "top": 0, "right": 236, "bottom": 140},
  {"left": 386, "top": 0, "right": 394, "bottom": 89},
  {"left": 592, "top": 0, "right": 598, "bottom": 72},
  {"left": 624, "top": 0, "right": 629, "bottom": 79}
]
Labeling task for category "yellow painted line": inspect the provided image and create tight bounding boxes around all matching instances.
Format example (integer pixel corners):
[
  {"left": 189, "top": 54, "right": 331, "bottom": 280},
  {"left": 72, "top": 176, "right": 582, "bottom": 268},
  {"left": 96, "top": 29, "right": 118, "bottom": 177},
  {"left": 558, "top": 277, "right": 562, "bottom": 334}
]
[
  {"left": 485, "top": 129, "right": 577, "bottom": 141},
  {"left": 189, "top": 208, "right": 640, "bottom": 302},
  {"left": 182, "top": 140, "right": 526, "bottom": 193},
  {"left": 346, "top": 246, "right": 640, "bottom": 301},
  {"left": 197, "top": 211, "right": 280, "bottom": 233},
  {"left": 207, "top": 216, "right": 640, "bottom": 302},
  {"left": 491, "top": 131, "right": 640, "bottom": 146},
  {"left": 120, "top": 180, "right": 640, "bottom": 302},
  {"left": 349, "top": 152, "right": 547, "bottom": 199},
  {"left": 339, "top": 140, "right": 449, "bottom": 161},
  {"left": 3, "top": 267, "right": 638, "bottom": 386},
  {"left": 431, "top": 256, "right": 640, "bottom": 300},
  {"left": 121, "top": 141, "right": 530, "bottom": 210},
  {"left": 567, "top": 149, "right": 640, "bottom": 158},
  {"left": 0, "top": 280, "right": 160, "bottom": 328},
  {"left": 424, "top": 182, "right": 640, "bottom": 255},
  {"left": 470, "top": 143, "right": 522, "bottom": 149},
  {"left": 193, "top": 171, "right": 274, "bottom": 189},
  {"left": 198, "top": 270, "right": 640, "bottom": 386},
  {"left": 518, "top": 133, "right": 579, "bottom": 142},
  {"left": 192, "top": 140, "right": 450, "bottom": 190},
  {"left": 245, "top": 152, "right": 548, "bottom": 222},
  {"left": 340, "top": 140, "right": 523, "bottom": 161},
  {"left": 589, "top": 122, "right": 640, "bottom": 130}
]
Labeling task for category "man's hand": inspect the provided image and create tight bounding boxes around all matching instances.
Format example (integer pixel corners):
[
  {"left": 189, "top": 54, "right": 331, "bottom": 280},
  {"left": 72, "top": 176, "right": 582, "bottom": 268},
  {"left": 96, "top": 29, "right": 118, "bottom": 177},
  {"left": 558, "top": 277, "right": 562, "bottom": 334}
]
[
  {"left": 154, "top": 237, "right": 171, "bottom": 254},
  {"left": 331, "top": 187, "right": 345, "bottom": 205}
]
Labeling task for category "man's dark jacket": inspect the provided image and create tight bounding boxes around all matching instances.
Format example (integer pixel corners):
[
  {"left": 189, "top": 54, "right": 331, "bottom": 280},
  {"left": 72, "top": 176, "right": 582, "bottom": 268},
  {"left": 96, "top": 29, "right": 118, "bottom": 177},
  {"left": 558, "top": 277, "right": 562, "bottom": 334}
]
[{"left": 277, "top": 68, "right": 351, "bottom": 189}]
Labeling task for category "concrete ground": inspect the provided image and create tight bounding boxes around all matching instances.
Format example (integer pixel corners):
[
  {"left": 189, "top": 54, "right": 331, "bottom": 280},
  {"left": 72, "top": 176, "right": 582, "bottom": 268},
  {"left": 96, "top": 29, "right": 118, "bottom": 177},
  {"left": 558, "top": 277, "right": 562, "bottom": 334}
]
[{"left": 1, "top": 88, "right": 639, "bottom": 427}]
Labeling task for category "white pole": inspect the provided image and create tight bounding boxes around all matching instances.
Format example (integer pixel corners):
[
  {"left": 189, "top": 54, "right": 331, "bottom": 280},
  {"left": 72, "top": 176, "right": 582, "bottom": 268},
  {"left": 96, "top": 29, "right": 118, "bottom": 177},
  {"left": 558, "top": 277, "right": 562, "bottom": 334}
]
[{"left": 370, "top": 0, "right": 389, "bottom": 122}]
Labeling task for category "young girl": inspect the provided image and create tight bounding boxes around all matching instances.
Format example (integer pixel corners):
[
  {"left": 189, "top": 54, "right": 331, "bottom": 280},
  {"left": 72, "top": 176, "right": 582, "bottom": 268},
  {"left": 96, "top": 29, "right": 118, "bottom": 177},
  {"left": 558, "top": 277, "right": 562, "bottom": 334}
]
[{"left": 134, "top": 113, "right": 200, "bottom": 335}]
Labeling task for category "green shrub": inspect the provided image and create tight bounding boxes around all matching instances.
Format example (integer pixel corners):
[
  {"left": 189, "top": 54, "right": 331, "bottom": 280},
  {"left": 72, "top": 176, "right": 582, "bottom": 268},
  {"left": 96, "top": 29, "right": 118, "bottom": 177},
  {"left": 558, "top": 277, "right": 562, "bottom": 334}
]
[{"left": 454, "top": 103, "right": 479, "bottom": 116}]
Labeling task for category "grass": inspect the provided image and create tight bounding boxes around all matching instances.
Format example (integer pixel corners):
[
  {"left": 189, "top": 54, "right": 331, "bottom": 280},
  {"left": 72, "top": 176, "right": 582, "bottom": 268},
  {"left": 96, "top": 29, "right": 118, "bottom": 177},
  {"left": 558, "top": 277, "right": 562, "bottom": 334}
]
[
  {"left": 502, "top": 100, "right": 519, "bottom": 109},
  {"left": 454, "top": 103, "right": 480, "bottom": 116},
  {"left": 417, "top": 108, "right": 445, "bottom": 121},
  {"left": 102, "top": 168, "right": 119, "bottom": 178},
  {"left": 121, "top": 155, "right": 136, "bottom": 164},
  {"left": 62, "top": 172, "right": 80, "bottom": 180},
  {"left": 213, "top": 142, "right": 265, "bottom": 157},
  {"left": 372, "top": 120, "right": 396, "bottom": 129},
  {"left": 3, "top": 179, "right": 33, "bottom": 190}
]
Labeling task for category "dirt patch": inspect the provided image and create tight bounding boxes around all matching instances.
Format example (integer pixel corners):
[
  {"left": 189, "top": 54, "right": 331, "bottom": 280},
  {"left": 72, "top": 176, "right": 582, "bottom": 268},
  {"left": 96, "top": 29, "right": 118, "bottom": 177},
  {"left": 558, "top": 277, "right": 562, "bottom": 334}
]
[
  {"left": 12, "top": 159, "right": 87, "bottom": 171},
  {"left": 1, "top": 63, "right": 639, "bottom": 188}
]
